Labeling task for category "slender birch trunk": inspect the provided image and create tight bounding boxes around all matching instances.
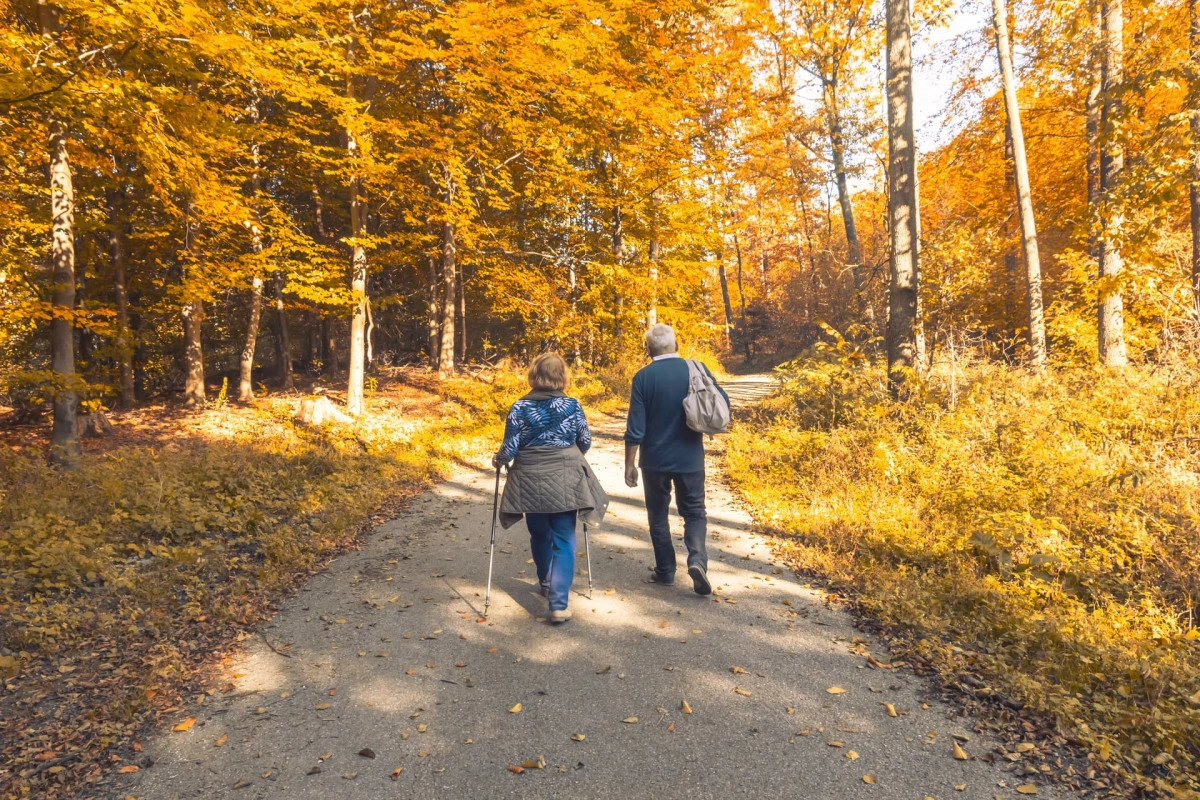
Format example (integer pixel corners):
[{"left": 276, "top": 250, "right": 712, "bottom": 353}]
[
  {"left": 106, "top": 185, "right": 135, "bottom": 409},
  {"left": 181, "top": 204, "right": 206, "bottom": 408},
  {"left": 647, "top": 239, "right": 660, "bottom": 328},
  {"left": 991, "top": 0, "right": 1047, "bottom": 369},
  {"left": 345, "top": 30, "right": 374, "bottom": 415},
  {"left": 1086, "top": 1, "right": 1103, "bottom": 262},
  {"left": 439, "top": 216, "right": 457, "bottom": 377},
  {"left": 718, "top": 255, "right": 735, "bottom": 344},
  {"left": 612, "top": 204, "right": 624, "bottom": 349},
  {"left": 427, "top": 246, "right": 440, "bottom": 366},
  {"left": 1097, "top": 0, "right": 1127, "bottom": 366},
  {"left": 457, "top": 260, "right": 466, "bottom": 364},
  {"left": 238, "top": 134, "right": 265, "bottom": 402},
  {"left": 885, "top": 0, "right": 920, "bottom": 393}
]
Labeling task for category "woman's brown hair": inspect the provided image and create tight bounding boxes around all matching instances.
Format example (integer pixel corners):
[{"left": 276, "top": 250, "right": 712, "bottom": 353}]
[{"left": 527, "top": 352, "right": 569, "bottom": 392}]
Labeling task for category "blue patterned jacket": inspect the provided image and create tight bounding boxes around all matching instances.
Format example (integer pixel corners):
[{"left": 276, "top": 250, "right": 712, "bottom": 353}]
[{"left": 497, "top": 393, "right": 592, "bottom": 463}]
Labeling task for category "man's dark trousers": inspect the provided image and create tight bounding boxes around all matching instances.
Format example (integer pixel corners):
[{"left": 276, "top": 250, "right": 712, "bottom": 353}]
[{"left": 643, "top": 470, "right": 707, "bottom": 580}]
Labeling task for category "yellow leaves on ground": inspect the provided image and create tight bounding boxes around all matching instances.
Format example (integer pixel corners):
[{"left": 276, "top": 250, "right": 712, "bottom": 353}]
[
  {"left": 571, "top": 733, "right": 586, "bottom": 742},
  {"left": 681, "top": 700, "right": 693, "bottom": 714},
  {"left": 171, "top": 718, "right": 196, "bottom": 732},
  {"left": 733, "top": 687, "right": 752, "bottom": 697},
  {"left": 315, "top": 703, "right": 331, "bottom": 711},
  {"left": 883, "top": 703, "right": 898, "bottom": 717},
  {"left": 1015, "top": 786, "right": 1038, "bottom": 795},
  {"left": 826, "top": 687, "right": 846, "bottom": 695},
  {"left": 214, "top": 734, "right": 228, "bottom": 747},
  {"left": 389, "top": 767, "right": 404, "bottom": 780},
  {"left": 508, "top": 703, "right": 522, "bottom": 713},
  {"left": 845, "top": 750, "right": 859, "bottom": 761},
  {"left": 622, "top": 717, "right": 638, "bottom": 724},
  {"left": 952, "top": 742, "right": 968, "bottom": 760},
  {"left": 862, "top": 774, "right": 876, "bottom": 784}
]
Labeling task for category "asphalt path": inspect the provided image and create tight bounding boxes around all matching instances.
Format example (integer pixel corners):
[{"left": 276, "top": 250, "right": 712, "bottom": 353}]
[{"left": 116, "top": 374, "right": 1060, "bottom": 800}]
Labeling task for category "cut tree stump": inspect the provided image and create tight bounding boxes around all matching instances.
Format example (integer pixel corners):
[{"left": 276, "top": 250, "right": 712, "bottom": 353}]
[
  {"left": 295, "top": 396, "right": 353, "bottom": 426},
  {"left": 76, "top": 410, "right": 115, "bottom": 438}
]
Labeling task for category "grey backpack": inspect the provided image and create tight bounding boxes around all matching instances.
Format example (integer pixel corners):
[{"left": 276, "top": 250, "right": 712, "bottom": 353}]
[{"left": 682, "top": 359, "right": 731, "bottom": 434}]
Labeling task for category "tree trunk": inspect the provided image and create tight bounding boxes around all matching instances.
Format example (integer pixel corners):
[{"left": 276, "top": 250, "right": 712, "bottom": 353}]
[
  {"left": 427, "top": 247, "right": 440, "bottom": 366},
  {"left": 717, "top": 256, "right": 735, "bottom": 344},
  {"left": 647, "top": 239, "right": 660, "bottom": 328},
  {"left": 40, "top": 1, "right": 78, "bottom": 466},
  {"left": 238, "top": 129, "right": 266, "bottom": 403},
  {"left": 1086, "top": 3, "right": 1103, "bottom": 263},
  {"left": 48, "top": 115, "right": 78, "bottom": 464},
  {"left": 106, "top": 186, "right": 135, "bottom": 409},
  {"left": 182, "top": 299, "right": 206, "bottom": 407},
  {"left": 1190, "top": 0, "right": 1200, "bottom": 316},
  {"left": 323, "top": 318, "right": 339, "bottom": 375},
  {"left": 991, "top": 0, "right": 1047, "bottom": 370},
  {"left": 1097, "top": 0, "right": 1127, "bottom": 366},
  {"left": 885, "top": 0, "right": 920, "bottom": 393},
  {"left": 274, "top": 274, "right": 294, "bottom": 389},
  {"left": 612, "top": 205, "right": 624, "bottom": 350},
  {"left": 458, "top": 260, "right": 467, "bottom": 364},
  {"left": 439, "top": 219, "right": 457, "bottom": 376},
  {"left": 345, "top": 38, "right": 372, "bottom": 416},
  {"left": 824, "top": 77, "right": 863, "bottom": 277}
]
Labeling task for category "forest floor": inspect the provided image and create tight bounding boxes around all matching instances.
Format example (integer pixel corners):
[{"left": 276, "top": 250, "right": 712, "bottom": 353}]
[
  {"left": 110, "top": 375, "right": 1069, "bottom": 800},
  {"left": 0, "top": 368, "right": 518, "bottom": 800}
]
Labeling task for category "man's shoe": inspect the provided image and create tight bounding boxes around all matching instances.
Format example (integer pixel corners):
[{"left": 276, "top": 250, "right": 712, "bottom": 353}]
[
  {"left": 540, "top": 584, "right": 549, "bottom": 598},
  {"left": 646, "top": 571, "right": 675, "bottom": 586},
  {"left": 688, "top": 565, "right": 712, "bottom": 596},
  {"left": 550, "top": 609, "right": 572, "bottom": 624}
]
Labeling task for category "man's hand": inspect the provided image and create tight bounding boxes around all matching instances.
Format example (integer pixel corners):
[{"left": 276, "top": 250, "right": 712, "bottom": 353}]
[
  {"left": 492, "top": 453, "right": 508, "bottom": 469},
  {"left": 625, "top": 464, "right": 639, "bottom": 488}
]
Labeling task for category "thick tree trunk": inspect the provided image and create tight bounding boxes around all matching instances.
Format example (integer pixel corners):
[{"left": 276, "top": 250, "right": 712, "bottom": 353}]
[
  {"left": 1191, "top": 0, "right": 1200, "bottom": 315},
  {"left": 41, "top": 2, "right": 78, "bottom": 466},
  {"left": 274, "top": 274, "right": 294, "bottom": 389},
  {"left": 1097, "top": 0, "right": 1127, "bottom": 366},
  {"left": 182, "top": 299, "right": 206, "bottom": 407},
  {"left": 48, "top": 119, "right": 78, "bottom": 465},
  {"left": 439, "top": 218, "right": 457, "bottom": 377},
  {"left": 885, "top": 0, "right": 920, "bottom": 393},
  {"left": 991, "top": 0, "right": 1047, "bottom": 370},
  {"left": 107, "top": 186, "right": 135, "bottom": 409}
]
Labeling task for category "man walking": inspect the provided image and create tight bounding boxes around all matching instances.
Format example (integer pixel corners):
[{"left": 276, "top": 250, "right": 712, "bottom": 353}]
[{"left": 624, "top": 324, "right": 729, "bottom": 595}]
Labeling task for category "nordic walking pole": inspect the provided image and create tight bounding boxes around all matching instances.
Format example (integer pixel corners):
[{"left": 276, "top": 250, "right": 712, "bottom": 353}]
[
  {"left": 582, "top": 522, "right": 593, "bottom": 599},
  {"left": 484, "top": 464, "right": 502, "bottom": 618}
]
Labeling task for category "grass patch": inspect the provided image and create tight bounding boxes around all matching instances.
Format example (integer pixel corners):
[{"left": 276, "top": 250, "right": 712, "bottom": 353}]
[
  {"left": 0, "top": 367, "right": 525, "bottom": 800},
  {"left": 725, "top": 349, "right": 1200, "bottom": 798}
]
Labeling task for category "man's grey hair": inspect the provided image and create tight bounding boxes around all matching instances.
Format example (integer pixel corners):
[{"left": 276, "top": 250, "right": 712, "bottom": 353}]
[{"left": 645, "top": 323, "right": 677, "bottom": 357}]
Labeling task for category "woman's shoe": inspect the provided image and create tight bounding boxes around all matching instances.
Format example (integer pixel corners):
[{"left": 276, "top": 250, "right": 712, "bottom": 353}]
[
  {"left": 540, "top": 584, "right": 549, "bottom": 598},
  {"left": 549, "top": 609, "right": 573, "bottom": 624}
]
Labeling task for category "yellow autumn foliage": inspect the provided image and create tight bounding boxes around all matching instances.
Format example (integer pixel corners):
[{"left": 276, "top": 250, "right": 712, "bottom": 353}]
[{"left": 727, "top": 345, "right": 1200, "bottom": 792}]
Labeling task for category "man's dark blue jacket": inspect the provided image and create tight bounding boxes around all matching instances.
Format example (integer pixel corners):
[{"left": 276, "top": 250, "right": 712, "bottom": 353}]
[{"left": 624, "top": 356, "right": 729, "bottom": 474}]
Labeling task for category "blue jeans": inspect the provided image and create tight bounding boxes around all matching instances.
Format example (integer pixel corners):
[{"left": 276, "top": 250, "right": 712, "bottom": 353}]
[
  {"left": 526, "top": 511, "right": 577, "bottom": 611},
  {"left": 642, "top": 470, "right": 707, "bottom": 579}
]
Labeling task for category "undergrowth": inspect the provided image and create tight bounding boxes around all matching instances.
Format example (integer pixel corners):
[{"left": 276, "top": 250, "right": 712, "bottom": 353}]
[
  {"left": 726, "top": 342, "right": 1200, "bottom": 798},
  {"left": 0, "top": 369, "right": 525, "bottom": 799}
]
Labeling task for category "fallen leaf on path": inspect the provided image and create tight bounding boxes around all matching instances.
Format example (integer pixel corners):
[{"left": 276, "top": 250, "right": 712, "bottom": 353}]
[
  {"left": 456, "top": 662, "right": 467, "bottom": 668},
  {"left": 952, "top": 742, "right": 968, "bottom": 760},
  {"left": 826, "top": 687, "right": 846, "bottom": 695},
  {"left": 509, "top": 703, "right": 522, "bottom": 713},
  {"left": 215, "top": 734, "right": 228, "bottom": 747},
  {"left": 405, "top": 670, "right": 416, "bottom": 675},
  {"left": 172, "top": 718, "right": 196, "bottom": 732},
  {"left": 846, "top": 750, "right": 859, "bottom": 761},
  {"left": 390, "top": 767, "right": 404, "bottom": 780},
  {"left": 508, "top": 765, "right": 525, "bottom": 774},
  {"left": 307, "top": 766, "right": 321, "bottom": 775},
  {"left": 417, "top": 724, "right": 428, "bottom": 733},
  {"left": 828, "top": 741, "right": 844, "bottom": 748},
  {"left": 520, "top": 756, "right": 546, "bottom": 769},
  {"left": 1015, "top": 786, "right": 1038, "bottom": 795},
  {"left": 596, "top": 665, "right": 612, "bottom": 674},
  {"left": 1016, "top": 743, "right": 1036, "bottom": 753},
  {"left": 863, "top": 775, "right": 876, "bottom": 784},
  {"left": 254, "top": 706, "right": 266, "bottom": 714},
  {"left": 954, "top": 785, "right": 965, "bottom": 791},
  {"left": 731, "top": 665, "right": 748, "bottom": 675},
  {"left": 681, "top": 700, "right": 693, "bottom": 714},
  {"left": 358, "top": 748, "right": 375, "bottom": 758},
  {"left": 786, "top": 707, "right": 795, "bottom": 715},
  {"left": 733, "top": 687, "right": 752, "bottom": 697},
  {"left": 233, "top": 778, "right": 252, "bottom": 789},
  {"left": 487, "top": 648, "right": 498, "bottom": 654},
  {"left": 315, "top": 703, "right": 331, "bottom": 710},
  {"left": 341, "top": 772, "right": 357, "bottom": 779},
  {"left": 884, "top": 703, "right": 898, "bottom": 717},
  {"left": 571, "top": 734, "right": 586, "bottom": 742},
  {"left": 118, "top": 765, "right": 139, "bottom": 774},
  {"left": 320, "top": 752, "right": 333, "bottom": 761},
  {"left": 622, "top": 717, "right": 638, "bottom": 723},
  {"left": 667, "top": 722, "right": 675, "bottom": 732}
]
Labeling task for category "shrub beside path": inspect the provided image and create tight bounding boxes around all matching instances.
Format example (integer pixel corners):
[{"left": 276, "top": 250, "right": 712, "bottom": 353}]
[{"left": 115, "top": 375, "right": 1062, "bottom": 800}]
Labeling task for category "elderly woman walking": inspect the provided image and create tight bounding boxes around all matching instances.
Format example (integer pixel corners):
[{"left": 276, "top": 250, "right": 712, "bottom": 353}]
[{"left": 493, "top": 353, "right": 608, "bottom": 623}]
